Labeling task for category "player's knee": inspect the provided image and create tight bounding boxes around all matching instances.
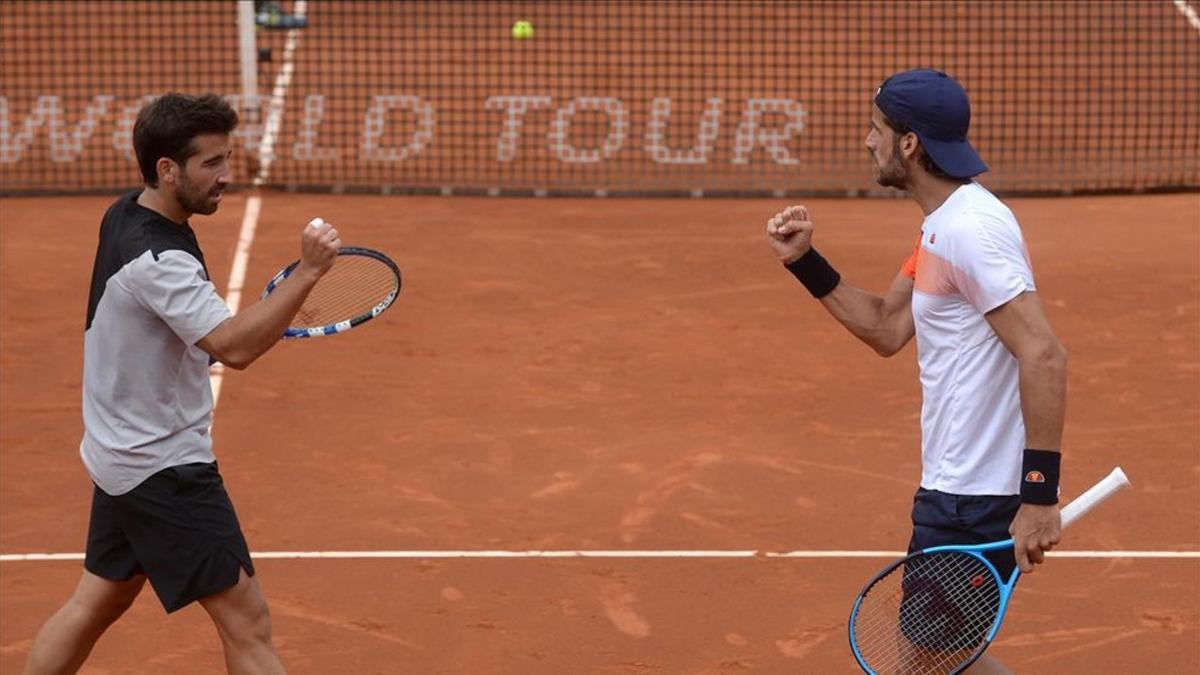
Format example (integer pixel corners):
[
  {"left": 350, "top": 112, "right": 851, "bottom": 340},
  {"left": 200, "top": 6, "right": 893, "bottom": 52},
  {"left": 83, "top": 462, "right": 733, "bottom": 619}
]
[
  {"left": 71, "top": 585, "right": 138, "bottom": 626},
  {"left": 248, "top": 595, "right": 273, "bottom": 636},
  {"left": 231, "top": 604, "right": 274, "bottom": 648},
  {"left": 218, "top": 590, "right": 274, "bottom": 647}
]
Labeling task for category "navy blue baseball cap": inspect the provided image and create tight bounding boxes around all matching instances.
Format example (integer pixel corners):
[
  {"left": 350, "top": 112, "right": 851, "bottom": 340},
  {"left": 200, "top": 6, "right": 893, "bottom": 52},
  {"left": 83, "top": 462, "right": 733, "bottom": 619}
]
[{"left": 874, "top": 69, "right": 988, "bottom": 179}]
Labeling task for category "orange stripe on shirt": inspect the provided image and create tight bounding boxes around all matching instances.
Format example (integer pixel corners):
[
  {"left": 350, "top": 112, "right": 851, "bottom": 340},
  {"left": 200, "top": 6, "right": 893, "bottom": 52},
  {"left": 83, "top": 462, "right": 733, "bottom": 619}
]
[
  {"left": 900, "top": 234, "right": 921, "bottom": 280},
  {"left": 915, "top": 246, "right": 957, "bottom": 296}
]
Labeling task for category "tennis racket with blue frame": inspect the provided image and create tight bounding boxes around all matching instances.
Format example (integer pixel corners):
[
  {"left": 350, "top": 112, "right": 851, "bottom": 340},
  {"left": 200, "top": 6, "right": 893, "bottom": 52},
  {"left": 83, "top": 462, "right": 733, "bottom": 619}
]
[
  {"left": 848, "top": 467, "right": 1130, "bottom": 675},
  {"left": 263, "top": 245, "right": 402, "bottom": 338}
]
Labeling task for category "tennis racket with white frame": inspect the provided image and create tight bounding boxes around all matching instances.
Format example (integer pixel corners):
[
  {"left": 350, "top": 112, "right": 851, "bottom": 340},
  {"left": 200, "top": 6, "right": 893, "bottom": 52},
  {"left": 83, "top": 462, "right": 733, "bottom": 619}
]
[{"left": 848, "top": 467, "right": 1131, "bottom": 675}]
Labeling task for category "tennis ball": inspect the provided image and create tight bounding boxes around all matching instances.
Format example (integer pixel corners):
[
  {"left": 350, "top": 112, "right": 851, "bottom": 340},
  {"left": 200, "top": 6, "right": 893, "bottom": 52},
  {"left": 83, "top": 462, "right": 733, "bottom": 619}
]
[{"left": 511, "top": 20, "right": 534, "bottom": 40}]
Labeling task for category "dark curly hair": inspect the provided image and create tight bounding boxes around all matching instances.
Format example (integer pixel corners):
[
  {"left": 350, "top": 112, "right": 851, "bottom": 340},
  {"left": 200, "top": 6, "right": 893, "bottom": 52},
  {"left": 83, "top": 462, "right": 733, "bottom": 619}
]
[{"left": 133, "top": 93, "right": 238, "bottom": 187}]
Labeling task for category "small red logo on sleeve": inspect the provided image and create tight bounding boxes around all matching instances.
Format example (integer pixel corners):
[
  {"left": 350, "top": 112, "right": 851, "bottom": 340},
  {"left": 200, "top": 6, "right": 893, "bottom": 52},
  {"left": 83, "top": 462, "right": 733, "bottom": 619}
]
[
  {"left": 1025, "top": 471, "right": 1046, "bottom": 483},
  {"left": 929, "top": 233, "right": 937, "bottom": 244}
]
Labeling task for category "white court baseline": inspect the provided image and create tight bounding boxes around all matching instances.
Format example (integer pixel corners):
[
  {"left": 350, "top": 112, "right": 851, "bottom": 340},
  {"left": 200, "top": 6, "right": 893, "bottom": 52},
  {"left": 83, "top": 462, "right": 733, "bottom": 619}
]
[{"left": 2, "top": 549, "right": 1197, "bottom": 563}]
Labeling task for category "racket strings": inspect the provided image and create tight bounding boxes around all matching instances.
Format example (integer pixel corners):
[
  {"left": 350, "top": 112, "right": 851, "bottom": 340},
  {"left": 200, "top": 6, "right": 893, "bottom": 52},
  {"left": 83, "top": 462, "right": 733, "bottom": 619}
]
[
  {"left": 293, "top": 255, "right": 399, "bottom": 328},
  {"left": 853, "top": 552, "right": 1001, "bottom": 674}
]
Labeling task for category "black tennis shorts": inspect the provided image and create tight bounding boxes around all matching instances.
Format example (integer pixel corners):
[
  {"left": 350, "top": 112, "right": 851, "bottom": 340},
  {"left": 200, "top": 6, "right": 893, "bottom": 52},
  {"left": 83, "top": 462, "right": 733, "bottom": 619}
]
[{"left": 85, "top": 462, "right": 255, "bottom": 613}]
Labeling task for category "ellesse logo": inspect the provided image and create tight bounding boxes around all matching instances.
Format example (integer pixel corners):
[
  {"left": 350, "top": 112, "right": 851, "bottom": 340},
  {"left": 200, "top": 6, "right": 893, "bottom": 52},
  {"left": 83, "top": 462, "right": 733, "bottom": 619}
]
[{"left": 1024, "top": 471, "right": 1046, "bottom": 483}]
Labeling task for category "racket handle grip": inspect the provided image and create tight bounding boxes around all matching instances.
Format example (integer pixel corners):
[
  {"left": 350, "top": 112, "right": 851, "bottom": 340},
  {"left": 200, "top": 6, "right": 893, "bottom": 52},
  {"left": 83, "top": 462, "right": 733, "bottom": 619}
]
[{"left": 1060, "top": 467, "right": 1130, "bottom": 529}]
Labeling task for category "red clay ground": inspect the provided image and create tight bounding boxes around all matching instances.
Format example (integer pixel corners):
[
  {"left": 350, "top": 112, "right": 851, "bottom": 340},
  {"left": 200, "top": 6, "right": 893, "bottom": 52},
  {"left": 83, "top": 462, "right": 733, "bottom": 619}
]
[{"left": 1, "top": 192, "right": 1197, "bottom": 672}]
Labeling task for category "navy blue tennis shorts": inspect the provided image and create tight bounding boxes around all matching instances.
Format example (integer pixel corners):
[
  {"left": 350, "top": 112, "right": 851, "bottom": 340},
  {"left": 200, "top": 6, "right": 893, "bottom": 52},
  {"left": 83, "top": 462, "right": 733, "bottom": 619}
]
[
  {"left": 84, "top": 462, "right": 255, "bottom": 613},
  {"left": 907, "top": 488, "right": 1021, "bottom": 580},
  {"left": 897, "top": 488, "right": 1021, "bottom": 652}
]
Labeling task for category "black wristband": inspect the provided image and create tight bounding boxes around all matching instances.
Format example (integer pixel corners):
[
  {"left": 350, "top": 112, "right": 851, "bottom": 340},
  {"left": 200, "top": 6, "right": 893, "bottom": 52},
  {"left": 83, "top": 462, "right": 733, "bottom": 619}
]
[
  {"left": 1020, "top": 449, "right": 1061, "bottom": 505},
  {"left": 784, "top": 248, "right": 841, "bottom": 299}
]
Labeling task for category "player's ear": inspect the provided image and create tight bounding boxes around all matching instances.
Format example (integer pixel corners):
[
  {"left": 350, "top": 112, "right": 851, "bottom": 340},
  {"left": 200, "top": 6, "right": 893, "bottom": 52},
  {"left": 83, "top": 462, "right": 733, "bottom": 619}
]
[
  {"left": 157, "top": 157, "right": 177, "bottom": 185},
  {"left": 901, "top": 132, "right": 920, "bottom": 159}
]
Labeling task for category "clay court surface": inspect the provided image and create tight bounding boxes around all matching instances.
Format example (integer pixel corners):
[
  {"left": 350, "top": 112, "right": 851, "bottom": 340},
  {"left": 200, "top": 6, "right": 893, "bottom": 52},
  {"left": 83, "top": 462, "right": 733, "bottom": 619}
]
[{"left": 1, "top": 191, "right": 1197, "bottom": 672}]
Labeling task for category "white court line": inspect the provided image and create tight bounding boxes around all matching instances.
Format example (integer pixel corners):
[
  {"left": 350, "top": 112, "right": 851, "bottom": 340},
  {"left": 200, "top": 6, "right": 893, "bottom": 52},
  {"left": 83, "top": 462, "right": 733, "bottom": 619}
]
[
  {"left": 2, "top": 550, "right": 1198, "bottom": 563},
  {"left": 209, "top": 194, "right": 262, "bottom": 410},
  {"left": 213, "top": 1, "right": 312, "bottom": 403},
  {"left": 252, "top": 0, "right": 307, "bottom": 187},
  {"left": 1172, "top": 0, "right": 1200, "bottom": 32},
  {"left": 211, "top": 1, "right": 307, "bottom": 409}
]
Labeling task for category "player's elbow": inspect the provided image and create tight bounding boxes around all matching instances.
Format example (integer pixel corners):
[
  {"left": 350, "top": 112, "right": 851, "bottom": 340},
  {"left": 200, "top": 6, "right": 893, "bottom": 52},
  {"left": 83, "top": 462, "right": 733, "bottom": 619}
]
[
  {"left": 197, "top": 322, "right": 256, "bottom": 370},
  {"left": 871, "top": 331, "right": 910, "bottom": 358},
  {"left": 1043, "top": 337, "right": 1068, "bottom": 368},
  {"left": 1027, "top": 337, "right": 1068, "bottom": 375},
  {"left": 217, "top": 354, "right": 253, "bottom": 370},
  {"left": 205, "top": 346, "right": 252, "bottom": 370},
  {"left": 867, "top": 312, "right": 912, "bottom": 358},
  {"left": 213, "top": 345, "right": 265, "bottom": 370},
  {"left": 872, "top": 341, "right": 902, "bottom": 358},
  {"left": 1048, "top": 341, "right": 1068, "bottom": 375}
]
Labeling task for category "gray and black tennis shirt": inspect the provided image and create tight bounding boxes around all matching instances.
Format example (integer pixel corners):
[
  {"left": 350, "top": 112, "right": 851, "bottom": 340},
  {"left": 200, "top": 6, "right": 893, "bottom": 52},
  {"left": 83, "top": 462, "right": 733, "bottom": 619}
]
[{"left": 81, "top": 191, "right": 231, "bottom": 496}]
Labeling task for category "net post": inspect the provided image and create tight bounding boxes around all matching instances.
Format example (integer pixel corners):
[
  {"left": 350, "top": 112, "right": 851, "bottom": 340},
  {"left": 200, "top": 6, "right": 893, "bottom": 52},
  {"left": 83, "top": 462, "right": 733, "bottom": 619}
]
[{"left": 237, "top": 1, "right": 260, "bottom": 126}]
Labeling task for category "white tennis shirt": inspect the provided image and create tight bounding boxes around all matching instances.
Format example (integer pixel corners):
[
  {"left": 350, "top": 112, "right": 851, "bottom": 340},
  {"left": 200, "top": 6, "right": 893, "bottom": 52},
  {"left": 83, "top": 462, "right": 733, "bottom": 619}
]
[{"left": 902, "top": 182, "right": 1035, "bottom": 496}]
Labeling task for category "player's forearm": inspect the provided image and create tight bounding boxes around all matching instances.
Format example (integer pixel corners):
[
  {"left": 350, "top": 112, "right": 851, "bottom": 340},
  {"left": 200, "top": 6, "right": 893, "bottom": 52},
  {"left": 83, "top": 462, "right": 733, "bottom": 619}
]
[
  {"left": 1017, "top": 340, "right": 1068, "bottom": 450},
  {"left": 819, "top": 283, "right": 907, "bottom": 356},
  {"left": 779, "top": 247, "right": 913, "bottom": 356},
  {"left": 1013, "top": 346, "right": 1067, "bottom": 561},
  {"left": 201, "top": 267, "right": 320, "bottom": 369}
]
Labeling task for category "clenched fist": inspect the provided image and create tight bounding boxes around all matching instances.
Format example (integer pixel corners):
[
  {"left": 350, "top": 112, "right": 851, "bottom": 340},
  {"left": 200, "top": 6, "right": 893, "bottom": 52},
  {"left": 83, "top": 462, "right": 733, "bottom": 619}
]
[{"left": 766, "top": 205, "right": 815, "bottom": 264}]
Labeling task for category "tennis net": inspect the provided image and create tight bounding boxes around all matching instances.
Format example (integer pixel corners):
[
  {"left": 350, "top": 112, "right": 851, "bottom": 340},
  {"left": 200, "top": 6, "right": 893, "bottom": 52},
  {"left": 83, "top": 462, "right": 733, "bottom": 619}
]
[{"left": 2, "top": 0, "right": 1197, "bottom": 196}]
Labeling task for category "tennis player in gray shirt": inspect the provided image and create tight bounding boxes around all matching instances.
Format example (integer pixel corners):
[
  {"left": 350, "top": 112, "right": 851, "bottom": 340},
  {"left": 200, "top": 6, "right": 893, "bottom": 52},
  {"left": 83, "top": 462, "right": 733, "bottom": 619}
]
[{"left": 25, "top": 93, "right": 339, "bottom": 674}]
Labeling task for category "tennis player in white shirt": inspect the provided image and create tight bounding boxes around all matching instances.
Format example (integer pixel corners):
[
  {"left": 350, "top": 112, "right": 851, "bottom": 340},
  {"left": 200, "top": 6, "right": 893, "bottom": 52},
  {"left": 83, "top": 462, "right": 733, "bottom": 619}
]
[{"left": 766, "top": 68, "right": 1069, "bottom": 675}]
